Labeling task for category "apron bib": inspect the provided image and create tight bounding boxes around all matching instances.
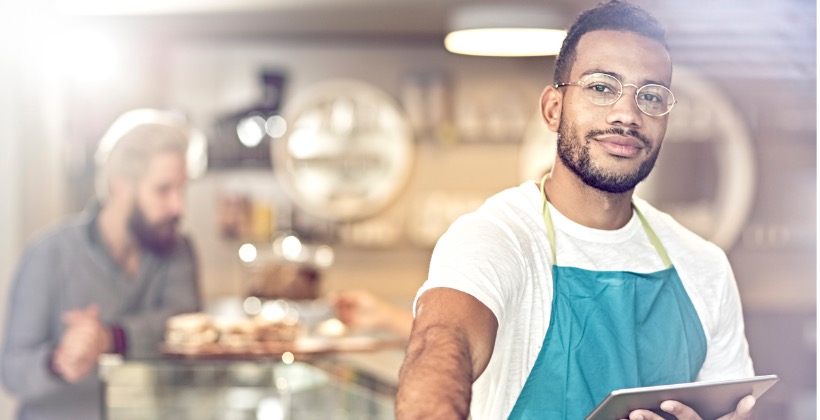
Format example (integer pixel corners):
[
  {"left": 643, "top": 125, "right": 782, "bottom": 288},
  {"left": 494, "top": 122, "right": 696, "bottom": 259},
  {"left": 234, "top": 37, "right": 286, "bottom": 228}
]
[{"left": 508, "top": 179, "right": 707, "bottom": 419}]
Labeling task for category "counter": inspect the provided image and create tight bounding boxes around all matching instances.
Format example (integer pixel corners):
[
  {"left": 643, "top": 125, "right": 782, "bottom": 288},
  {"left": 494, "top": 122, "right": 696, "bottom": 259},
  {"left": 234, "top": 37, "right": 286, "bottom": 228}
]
[{"left": 99, "top": 354, "right": 396, "bottom": 419}]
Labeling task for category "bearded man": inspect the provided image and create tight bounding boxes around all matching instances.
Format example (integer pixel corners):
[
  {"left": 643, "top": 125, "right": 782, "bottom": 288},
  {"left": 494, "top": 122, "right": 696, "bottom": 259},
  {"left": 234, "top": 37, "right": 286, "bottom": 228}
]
[
  {"left": 2, "top": 109, "right": 202, "bottom": 420},
  {"left": 397, "top": 2, "right": 755, "bottom": 419}
]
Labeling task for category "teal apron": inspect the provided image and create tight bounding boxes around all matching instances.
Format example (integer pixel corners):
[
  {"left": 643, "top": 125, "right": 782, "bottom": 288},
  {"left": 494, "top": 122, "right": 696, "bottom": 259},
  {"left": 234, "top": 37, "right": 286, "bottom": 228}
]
[{"left": 508, "top": 179, "right": 707, "bottom": 419}]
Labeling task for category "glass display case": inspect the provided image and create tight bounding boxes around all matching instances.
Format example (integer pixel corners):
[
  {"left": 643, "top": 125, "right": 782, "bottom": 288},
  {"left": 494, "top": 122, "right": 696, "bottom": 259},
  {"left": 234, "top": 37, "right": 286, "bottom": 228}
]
[{"left": 99, "top": 355, "right": 394, "bottom": 420}]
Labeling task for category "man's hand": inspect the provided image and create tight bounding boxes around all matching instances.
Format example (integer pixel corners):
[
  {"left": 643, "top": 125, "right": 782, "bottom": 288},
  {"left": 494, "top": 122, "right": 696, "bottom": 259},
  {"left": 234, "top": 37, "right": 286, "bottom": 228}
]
[
  {"left": 52, "top": 305, "right": 111, "bottom": 383},
  {"left": 624, "top": 395, "right": 756, "bottom": 420},
  {"left": 330, "top": 290, "right": 413, "bottom": 337}
]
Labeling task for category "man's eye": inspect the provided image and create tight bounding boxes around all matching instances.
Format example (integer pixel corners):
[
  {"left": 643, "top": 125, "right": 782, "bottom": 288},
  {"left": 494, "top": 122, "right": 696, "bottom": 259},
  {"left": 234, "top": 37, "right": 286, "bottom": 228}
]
[
  {"left": 640, "top": 93, "right": 662, "bottom": 103},
  {"left": 588, "top": 83, "right": 615, "bottom": 93}
]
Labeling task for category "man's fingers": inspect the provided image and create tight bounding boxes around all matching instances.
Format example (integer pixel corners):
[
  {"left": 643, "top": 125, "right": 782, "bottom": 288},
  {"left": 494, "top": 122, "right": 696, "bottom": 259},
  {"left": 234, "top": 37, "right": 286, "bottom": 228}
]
[
  {"left": 660, "top": 400, "right": 701, "bottom": 420},
  {"left": 628, "top": 409, "right": 662, "bottom": 420},
  {"left": 734, "top": 395, "right": 756, "bottom": 419},
  {"left": 54, "top": 349, "right": 97, "bottom": 383},
  {"left": 59, "top": 364, "right": 86, "bottom": 383},
  {"left": 62, "top": 311, "right": 83, "bottom": 323},
  {"left": 628, "top": 396, "right": 754, "bottom": 420}
]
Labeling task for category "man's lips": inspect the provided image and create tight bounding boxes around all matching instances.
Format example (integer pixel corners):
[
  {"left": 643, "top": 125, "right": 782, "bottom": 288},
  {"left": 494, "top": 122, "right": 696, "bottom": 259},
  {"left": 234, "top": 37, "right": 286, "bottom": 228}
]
[{"left": 594, "top": 135, "right": 645, "bottom": 157}]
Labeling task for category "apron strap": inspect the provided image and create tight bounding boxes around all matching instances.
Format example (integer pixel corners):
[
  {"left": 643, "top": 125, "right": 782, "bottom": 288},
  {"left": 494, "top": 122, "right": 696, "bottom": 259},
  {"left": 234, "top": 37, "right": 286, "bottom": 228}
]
[
  {"left": 539, "top": 174, "right": 672, "bottom": 269},
  {"left": 633, "top": 206, "right": 673, "bottom": 268},
  {"left": 540, "top": 174, "right": 558, "bottom": 265}
]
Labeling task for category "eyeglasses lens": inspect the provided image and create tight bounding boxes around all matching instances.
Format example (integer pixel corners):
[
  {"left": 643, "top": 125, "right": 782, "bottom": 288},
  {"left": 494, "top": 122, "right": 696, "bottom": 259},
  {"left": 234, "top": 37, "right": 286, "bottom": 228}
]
[
  {"left": 636, "top": 85, "right": 673, "bottom": 116},
  {"left": 581, "top": 74, "right": 621, "bottom": 105}
]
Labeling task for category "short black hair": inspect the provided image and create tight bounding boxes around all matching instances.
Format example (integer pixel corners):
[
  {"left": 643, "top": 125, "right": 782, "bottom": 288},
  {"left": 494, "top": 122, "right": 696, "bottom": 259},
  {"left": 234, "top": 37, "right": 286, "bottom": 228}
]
[{"left": 553, "top": 0, "right": 668, "bottom": 84}]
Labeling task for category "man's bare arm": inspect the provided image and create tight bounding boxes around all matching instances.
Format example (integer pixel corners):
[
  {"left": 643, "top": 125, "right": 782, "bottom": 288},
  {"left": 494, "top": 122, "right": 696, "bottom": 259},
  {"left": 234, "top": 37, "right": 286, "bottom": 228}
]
[{"left": 396, "top": 288, "right": 498, "bottom": 419}]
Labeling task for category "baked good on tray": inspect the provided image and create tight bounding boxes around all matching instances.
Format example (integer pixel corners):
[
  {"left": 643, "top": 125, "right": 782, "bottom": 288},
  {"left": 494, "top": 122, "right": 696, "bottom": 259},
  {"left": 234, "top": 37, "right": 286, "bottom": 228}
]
[
  {"left": 163, "top": 312, "right": 301, "bottom": 356},
  {"left": 165, "top": 312, "right": 219, "bottom": 348}
]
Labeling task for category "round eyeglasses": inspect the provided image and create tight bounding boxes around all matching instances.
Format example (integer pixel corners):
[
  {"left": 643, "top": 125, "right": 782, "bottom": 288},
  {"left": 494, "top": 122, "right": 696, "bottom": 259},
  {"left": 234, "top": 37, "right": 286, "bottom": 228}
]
[{"left": 555, "top": 72, "right": 676, "bottom": 117}]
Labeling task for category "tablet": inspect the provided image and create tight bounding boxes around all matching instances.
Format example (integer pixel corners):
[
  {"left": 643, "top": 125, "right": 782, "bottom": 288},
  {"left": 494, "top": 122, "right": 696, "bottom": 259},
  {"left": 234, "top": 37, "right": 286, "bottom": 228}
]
[{"left": 585, "top": 375, "right": 778, "bottom": 420}]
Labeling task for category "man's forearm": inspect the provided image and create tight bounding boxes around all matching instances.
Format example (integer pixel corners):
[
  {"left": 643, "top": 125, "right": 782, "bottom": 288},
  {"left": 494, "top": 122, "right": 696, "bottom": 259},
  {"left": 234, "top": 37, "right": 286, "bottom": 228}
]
[{"left": 396, "top": 325, "right": 475, "bottom": 419}]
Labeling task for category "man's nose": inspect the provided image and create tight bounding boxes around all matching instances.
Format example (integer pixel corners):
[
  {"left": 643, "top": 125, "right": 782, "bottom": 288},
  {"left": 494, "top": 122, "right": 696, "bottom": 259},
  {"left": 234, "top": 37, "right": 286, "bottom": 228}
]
[
  {"left": 605, "top": 86, "right": 643, "bottom": 127},
  {"left": 169, "top": 190, "right": 186, "bottom": 216}
]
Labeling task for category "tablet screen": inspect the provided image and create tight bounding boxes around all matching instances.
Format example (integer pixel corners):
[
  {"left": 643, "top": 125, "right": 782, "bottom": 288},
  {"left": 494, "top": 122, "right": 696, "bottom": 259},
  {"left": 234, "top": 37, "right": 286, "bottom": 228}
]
[{"left": 585, "top": 374, "right": 778, "bottom": 420}]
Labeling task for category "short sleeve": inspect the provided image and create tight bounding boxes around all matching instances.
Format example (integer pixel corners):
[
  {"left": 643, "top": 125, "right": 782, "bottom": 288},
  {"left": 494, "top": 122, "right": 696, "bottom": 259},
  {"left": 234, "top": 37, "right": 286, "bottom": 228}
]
[
  {"left": 416, "top": 214, "right": 527, "bottom": 326},
  {"left": 696, "top": 257, "right": 755, "bottom": 381}
]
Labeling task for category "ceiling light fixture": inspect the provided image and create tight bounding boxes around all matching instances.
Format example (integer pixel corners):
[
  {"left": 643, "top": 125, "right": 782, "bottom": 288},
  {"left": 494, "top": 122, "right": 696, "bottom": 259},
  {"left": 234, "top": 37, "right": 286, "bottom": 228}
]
[{"left": 444, "top": 3, "right": 567, "bottom": 57}]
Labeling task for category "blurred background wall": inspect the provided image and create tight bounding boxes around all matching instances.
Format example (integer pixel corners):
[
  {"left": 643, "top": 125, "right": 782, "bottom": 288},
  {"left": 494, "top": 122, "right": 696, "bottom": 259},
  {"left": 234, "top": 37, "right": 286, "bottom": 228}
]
[{"left": 0, "top": 0, "right": 815, "bottom": 418}]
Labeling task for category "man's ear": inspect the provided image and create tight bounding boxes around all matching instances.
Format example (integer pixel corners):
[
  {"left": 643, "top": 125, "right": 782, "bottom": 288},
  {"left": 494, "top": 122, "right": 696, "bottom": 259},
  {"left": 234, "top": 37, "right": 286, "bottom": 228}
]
[
  {"left": 540, "top": 85, "right": 562, "bottom": 133},
  {"left": 108, "top": 176, "right": 135, "bottom": 203}
]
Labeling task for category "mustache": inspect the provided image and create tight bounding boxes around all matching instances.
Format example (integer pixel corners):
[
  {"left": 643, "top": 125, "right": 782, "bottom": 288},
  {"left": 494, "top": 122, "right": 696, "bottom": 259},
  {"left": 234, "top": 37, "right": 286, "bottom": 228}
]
[
  {"left": 156, "top": 216, "right": 181, "bottom": 229},
  {"left": 585, "top": 127, "right": 651, "bottom": 149}
]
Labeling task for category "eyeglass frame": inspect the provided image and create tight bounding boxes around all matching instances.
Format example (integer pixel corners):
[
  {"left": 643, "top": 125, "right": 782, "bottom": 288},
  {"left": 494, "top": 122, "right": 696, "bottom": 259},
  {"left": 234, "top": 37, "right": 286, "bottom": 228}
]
[{"left": 554, "top": 72, "right": 677, "bottom": 117}]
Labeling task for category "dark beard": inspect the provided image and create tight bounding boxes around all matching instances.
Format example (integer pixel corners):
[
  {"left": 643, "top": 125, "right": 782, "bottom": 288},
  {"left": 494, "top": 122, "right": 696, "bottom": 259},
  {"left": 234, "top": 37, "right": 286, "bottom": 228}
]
[
  {"left": 128, "top": 204, "right": 180, "bottom": 256},
  {"left": 556, "top": 117, "right": 661, "bottom": 194}
]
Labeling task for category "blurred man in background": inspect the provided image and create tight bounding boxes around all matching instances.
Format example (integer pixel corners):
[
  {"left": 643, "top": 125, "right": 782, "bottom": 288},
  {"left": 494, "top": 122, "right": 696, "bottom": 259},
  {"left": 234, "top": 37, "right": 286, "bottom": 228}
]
[{"left": 1, "top": 109, "right": 202, "bottom": 419}]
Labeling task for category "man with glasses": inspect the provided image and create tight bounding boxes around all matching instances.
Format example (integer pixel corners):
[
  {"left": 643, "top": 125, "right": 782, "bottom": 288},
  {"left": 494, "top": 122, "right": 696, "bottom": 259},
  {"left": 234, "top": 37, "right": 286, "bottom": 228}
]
[{"left": 397, "top": 1, "right": 755, "bottom": 419}]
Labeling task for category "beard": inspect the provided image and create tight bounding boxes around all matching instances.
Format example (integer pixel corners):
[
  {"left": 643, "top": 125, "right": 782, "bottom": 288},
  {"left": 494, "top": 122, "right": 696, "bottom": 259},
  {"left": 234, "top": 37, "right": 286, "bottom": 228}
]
[
  {"left": 128, "top": 203, "right": 180, "bottom": 256},
  {"left": 556, "top": 116, "right": 661, "bottom": 194}
]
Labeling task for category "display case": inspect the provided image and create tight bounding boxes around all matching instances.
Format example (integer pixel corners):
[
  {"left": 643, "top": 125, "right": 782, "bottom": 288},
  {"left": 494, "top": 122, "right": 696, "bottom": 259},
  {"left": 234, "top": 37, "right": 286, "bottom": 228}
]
[{"left": 99, "top": 355, "right": 395, "bottom": 420}]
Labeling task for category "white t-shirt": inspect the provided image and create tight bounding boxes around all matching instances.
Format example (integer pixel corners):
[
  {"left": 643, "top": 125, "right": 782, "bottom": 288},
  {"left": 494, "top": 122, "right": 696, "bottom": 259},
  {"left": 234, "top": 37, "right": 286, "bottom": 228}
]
[{"left": 415, "top": 181, "right": 754, "bottom": 420}]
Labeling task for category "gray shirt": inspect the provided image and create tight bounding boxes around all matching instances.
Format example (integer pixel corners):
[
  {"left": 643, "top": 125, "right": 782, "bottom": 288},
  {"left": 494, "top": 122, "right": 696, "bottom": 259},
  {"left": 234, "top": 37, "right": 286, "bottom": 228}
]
[{"left": 1, "top": 205, "right": 201, "bottom": 419}]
